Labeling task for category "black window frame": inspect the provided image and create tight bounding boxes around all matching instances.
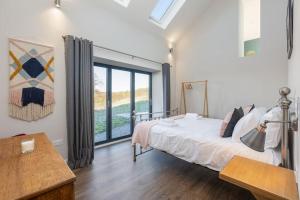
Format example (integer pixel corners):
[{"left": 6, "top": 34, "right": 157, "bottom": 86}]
[{"left": 94, "top": 62, "right": 152, "bottom": 146}]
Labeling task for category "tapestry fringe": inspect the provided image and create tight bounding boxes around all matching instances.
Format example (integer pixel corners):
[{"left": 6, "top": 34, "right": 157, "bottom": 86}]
[
  {"left": 44, "top": 90, "right": 55, "bottom": 106},
  {"left": 9, "top": 89, "right": 22, "bottom": 107},
  {"left": 9, "top": 103, "right": 54, "bottom": 122}
]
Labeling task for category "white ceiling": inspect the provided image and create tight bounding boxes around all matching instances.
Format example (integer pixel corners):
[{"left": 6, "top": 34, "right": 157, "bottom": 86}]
[{"left": 93, "top": 0, "right": 212, "bottom": 43}]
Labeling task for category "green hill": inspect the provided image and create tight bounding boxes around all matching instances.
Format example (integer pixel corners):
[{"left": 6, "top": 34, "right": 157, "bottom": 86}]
[{"left": 94, "top": 88, "right": 149, "bottom": 110}]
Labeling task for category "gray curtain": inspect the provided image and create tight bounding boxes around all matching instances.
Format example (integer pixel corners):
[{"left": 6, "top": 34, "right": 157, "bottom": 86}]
[
  {"left": 162, "top": 63, "right": 171, "bottom": 116},
  {"left": 64, "top": 35, "right": 94, "bottom": 169}
]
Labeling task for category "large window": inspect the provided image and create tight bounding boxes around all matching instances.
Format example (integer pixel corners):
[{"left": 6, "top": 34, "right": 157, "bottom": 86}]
[
  {"left": 94, "top": 63, "right": 152, "bottom": 145},
  {"left": 135, "top": 73, "right": 150, "bottom": 114},
  {"left": 239, "top": 0, "right": 261, "bottom": 57},
  {"left": 111, "top": 69, "right": 131, "bottom": 139},
  {"left": 94, "top": 67, "right": 108, "bottom": 143}
]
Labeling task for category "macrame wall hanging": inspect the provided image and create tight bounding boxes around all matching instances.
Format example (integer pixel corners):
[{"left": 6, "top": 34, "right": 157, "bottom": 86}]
[{"left": 8, "top": 38, "right": 55, "bottom": 121}]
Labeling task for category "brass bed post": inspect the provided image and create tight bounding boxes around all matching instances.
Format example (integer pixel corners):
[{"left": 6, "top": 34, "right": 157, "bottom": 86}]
[
  {"left": 204, "top": 80, "right": 209, "bottom": 118},
  {"left": 279, "top": 88, "right": 292, "bottom": 168},
  {"left": 181, "top": 82, "right": 187, "bottom": 114}
]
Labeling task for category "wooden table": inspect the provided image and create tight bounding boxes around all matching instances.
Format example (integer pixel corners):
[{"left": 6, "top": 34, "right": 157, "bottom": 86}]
[
  {"left": 0, "top": 133, "right": 76, "bottom": 200},
  {"left": 219, "top": 156, "right": 299, "bottom": 200}
]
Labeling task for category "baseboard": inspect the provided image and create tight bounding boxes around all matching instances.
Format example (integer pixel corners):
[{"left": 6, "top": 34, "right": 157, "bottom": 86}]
[{"left": 95, "top": 137, "right": 132, "bottom": 149}]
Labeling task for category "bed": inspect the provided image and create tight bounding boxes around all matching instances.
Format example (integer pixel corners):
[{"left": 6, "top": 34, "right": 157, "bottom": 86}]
[{"left": 132, "top": 113, "right": 281, "bottom": 172}]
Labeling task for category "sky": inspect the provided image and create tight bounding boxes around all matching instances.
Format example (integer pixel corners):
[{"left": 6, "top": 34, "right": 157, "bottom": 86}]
[
  {"left": 150, "top": 0, "right": 174, "bottom": 21},
  {"left": 94, "top": 67, "right": 149, "bottom": 92}
]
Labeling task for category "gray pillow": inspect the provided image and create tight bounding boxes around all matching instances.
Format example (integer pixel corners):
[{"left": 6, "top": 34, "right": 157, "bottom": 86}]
[{"left": 223, "top": 107, "right": 244, "bottom": 137}]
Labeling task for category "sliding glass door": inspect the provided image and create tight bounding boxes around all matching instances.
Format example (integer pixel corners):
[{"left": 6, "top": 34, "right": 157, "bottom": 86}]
[
  {"left": 135, "top": 73, "right": 151, "bottom": 120},
  {"left": 94, "top": 67, "right": 108, "bottom": 143},
  {"left": 111, "top": 69, "right": 131, "bottom": 139},
  {"left": 94, "top": 63, "right": 152, "bottom": 145}
]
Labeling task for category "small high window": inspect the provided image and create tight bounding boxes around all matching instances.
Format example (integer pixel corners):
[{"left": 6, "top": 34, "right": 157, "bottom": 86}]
[
  {"left": 239, "top": 0, "right": 261, "bottom": 57},
  {"left": 150, "top": 0, "right": 186, "bottom": 29},
  {"left": 114, "top": 0, "right": 131, "bottom": 8}
]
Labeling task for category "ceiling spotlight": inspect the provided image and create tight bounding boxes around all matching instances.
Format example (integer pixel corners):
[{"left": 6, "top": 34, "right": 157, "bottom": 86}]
[{"left": 55, "top": 0, "right": 61, "bottom": 8}]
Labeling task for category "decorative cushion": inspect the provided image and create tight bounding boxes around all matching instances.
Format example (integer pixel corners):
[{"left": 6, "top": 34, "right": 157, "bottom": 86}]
[
  {"left": 232, "top": 107, "right": 267, "bottom": 142},
  {"left": 220, "top": 111, "right": 233, "bottom": 137},
  {"left": 223, "top": 107, "right": 244, "bottom": 138},
  {"left": 261, "top": 107, "right": 282, "bottom": 149},
  {"left": 220, "top": 105, "right": 255, "bottom": 137},
  {"left": 243, "top": 104, "right": 255, "bottom": 114}
]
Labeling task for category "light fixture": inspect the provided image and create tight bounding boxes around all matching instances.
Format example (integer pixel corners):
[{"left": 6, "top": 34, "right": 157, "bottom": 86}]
[
  {"left": 55, "top": 0, "right": 61, "bottom": 8},
  {"left": 240, "top": 122, "right": 267, "bottom": 152},
  {"left": 240, "top": 87, "right": 298, "bottom": 169}
]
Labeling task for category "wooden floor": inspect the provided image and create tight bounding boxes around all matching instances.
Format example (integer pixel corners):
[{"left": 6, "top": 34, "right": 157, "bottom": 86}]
[{"left": 74, "top": 141, "right": 255, "bottom": 200}]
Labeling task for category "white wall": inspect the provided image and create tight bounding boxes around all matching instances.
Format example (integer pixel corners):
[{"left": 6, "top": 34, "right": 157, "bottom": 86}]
[
  {"left": 241, "top": 0, "right": 261, "bottom": 41},
  {"left": 0, "top": 0, "right": 169, "bottom": 159},
  {"left": 288, "top": 2, "right": 300, "bottom": 96},
  {"left": 239, "top": 0, "right": 261, "bottom": 56},
  {"left": 175, "top": 0, "right": 288, "bottom": 119},
  {"left": 288, "top": 0, "right": 300, "bottom": 189}
]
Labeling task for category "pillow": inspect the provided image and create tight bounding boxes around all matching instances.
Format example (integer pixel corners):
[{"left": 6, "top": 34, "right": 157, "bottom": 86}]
[
  {"left": 243, "top": 104, "right": 255, "bottom": 114},
  {"left": 223, "top": 107, "right": 244, "bottom": 137},
  {"left": 232, "top": 107, "right": 267, "bottom": 142},
  {"left": 220, "top": 111, "right": 233, "bottom": 137},
  {"left": 220, "top": 105, "right": 255, "bottom": 136},
  {"left": 261, "top": 107, "right": 282, "bottom": 149}
]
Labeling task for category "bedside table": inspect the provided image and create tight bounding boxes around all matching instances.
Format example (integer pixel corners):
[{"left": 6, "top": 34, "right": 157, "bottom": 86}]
[{"left": 219, "top": 156, "right": 299, "bottom": 200}]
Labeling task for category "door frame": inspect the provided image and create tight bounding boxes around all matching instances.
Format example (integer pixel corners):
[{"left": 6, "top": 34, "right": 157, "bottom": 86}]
[{"left": 94, "top": 62, "right": 152, "bottom": 146}]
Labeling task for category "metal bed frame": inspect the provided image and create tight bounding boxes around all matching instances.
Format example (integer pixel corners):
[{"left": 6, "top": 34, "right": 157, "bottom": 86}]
[
  {"left": 132, "top": 108, "right": 179, "bottom": 162},
  {"left": 131, "top": 88, "right": 298, "bottom": 170}
]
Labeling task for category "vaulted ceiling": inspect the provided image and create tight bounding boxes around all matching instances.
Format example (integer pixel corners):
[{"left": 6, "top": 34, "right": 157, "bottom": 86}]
[{"left": 94, "top": 0, "right": 212, "bottom": 43}]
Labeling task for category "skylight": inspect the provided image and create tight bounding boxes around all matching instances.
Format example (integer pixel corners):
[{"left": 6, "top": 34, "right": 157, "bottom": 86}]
[
  {"left": 151, "top": 0, "right": 175, "bottom": 21},
  {"left": 150, "top": 0, "right": 186, "bottom": 29},
  {"left": 114, "top": 0, "right": 131, "bottom": 8}
]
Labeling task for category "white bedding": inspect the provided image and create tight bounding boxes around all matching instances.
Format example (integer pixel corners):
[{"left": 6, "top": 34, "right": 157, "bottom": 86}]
[{"left": 148, "top": 117, "right": 281, "bottom": 171}]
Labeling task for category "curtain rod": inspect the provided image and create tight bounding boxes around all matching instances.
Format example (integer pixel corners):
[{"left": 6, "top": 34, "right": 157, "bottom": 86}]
[{"left": 62, "top": 35, "right": 164, "bottom": 66}]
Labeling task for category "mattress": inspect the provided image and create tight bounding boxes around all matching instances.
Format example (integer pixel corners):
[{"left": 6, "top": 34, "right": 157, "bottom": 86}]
[{"left": 149, "top": 117, "right": 281, "bottom": 171}]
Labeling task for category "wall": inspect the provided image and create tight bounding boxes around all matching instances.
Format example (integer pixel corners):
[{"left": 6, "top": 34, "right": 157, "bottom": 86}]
[
  {"left": 288, "top": 0, "right": 300, "bottom": 189},
  {"left": 0, "top": 0, "right": 169, "bottom": 159},
  {"left": 288, "top": 2, "right": 300, "bottom": 96},
  {"left": 175, "top": 0, "right": 288, "bottom": 119},
  {"left": 239, "top": 0, "right": 260, "bottom": 56}
]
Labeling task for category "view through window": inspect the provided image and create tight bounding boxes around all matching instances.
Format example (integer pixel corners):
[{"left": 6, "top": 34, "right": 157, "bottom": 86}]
[{"left": 94, "top": 64, "right": 152, "bottom": 144}]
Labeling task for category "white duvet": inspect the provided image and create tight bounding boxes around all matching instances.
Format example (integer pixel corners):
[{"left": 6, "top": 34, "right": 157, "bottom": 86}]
[{"left": 149, "top": 117, "right": 281, "bottom": 171}]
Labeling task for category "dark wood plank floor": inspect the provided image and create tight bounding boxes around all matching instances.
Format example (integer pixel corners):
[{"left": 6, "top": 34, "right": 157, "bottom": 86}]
[{"left": 74, "top": 141, "right": 255, "bottom": 200}]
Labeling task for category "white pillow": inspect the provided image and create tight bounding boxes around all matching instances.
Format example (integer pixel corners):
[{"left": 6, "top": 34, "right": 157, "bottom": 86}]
[
  {"left": 261, "top": 107, "right": 282, "bottom": 149},
  {"left": 232, "top": 107, "right": 267, "bottom": 142}
]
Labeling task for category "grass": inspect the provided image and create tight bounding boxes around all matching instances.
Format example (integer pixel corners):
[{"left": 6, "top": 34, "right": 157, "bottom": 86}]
[
  {"left": 94, "top": 100, "right": 149, "bottom": 135},
  {"left": 94, "top": 88, "right": 149, "bottom": 110},
  {"left": 94, "top": 87, "right": 149, "bottom": 135}
]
